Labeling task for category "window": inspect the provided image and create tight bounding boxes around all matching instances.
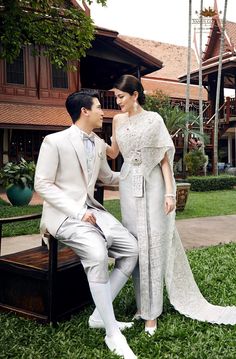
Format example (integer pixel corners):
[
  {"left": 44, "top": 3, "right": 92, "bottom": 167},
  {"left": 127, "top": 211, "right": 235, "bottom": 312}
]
[
  {"left": 51, "top": 64, "right": 68, "bottom": 88},
  {"left": 6, "top": 49, "right": 25, "bottom": 85}
]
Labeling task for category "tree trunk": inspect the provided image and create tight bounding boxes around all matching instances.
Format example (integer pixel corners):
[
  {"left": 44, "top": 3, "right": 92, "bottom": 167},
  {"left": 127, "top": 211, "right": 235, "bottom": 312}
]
[
  {"left": 213, "top": 0, "right": 228, "bottom": 175},
  {"left": 199, "top": 0, "right": 206, "bottom": 175},
  {"left": 184, "top": 0, "right": 192, "bottom": 176}
]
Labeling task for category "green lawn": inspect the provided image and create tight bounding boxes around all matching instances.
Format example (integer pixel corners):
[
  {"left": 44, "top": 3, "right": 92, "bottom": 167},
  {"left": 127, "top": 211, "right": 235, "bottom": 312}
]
[
  {"left": 1, "top": 192, "right": 236, "bottom": 357},
  {"left": 1, "top": 242, "right": 236, "bottom": 358},
  {"left": 176, "top": 189, "right": 236, "bottom": 219},
  {"left": 1, "top": 189, "right": 236, "bottom": 237},
  {"left": 105, "top": 189, "right": 236, "bottom": 221}
]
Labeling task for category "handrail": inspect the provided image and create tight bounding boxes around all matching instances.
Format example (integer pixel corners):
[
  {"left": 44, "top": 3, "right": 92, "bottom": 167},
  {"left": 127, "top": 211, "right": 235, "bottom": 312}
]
[
  {"left": 0, "top": 213, "right": 41, "bottom": 225},
  {"left": 205, "top": 102, "right": 226, "bottom": 125},
  {"left": 171, "top": 103, "right": 211, "bottom": 138}
]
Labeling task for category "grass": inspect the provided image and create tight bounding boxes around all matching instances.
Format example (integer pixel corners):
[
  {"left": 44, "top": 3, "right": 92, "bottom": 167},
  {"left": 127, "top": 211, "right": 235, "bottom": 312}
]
[
  {"left": 1, "top": 191, "right": 236, "bottom": 357},
  {"left": 1, "top": 189, "right": 236, "bottom": 237},
  {"left": 105, "top": 189, "right": 236, "bottom": 221},
  {"left": 0, "top": 198, "right": 42, "bottom": 237},
  {"left": 176, "top": 189, "right": 236, "bottom": 219},
  {"left": 1, "top": 243, "right": 236, "bottom": 358}
]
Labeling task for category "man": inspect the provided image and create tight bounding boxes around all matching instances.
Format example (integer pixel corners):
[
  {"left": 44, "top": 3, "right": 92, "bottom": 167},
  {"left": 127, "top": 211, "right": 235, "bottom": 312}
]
[{"left": 34, "top": 90, "right": 138, "bottom": 359}]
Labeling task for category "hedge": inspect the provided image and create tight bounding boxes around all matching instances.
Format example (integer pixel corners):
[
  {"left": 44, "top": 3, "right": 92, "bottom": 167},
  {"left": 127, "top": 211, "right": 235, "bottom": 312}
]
[{"left": 186, "top": 175, "right": 236, "bottom": 191}]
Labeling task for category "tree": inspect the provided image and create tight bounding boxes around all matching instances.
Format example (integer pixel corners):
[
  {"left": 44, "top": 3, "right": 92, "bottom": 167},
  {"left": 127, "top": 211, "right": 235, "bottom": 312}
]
[
  {"left": 0, "top": 0, "right": 106, "bottom": 68},
  {"left": 199, "top": 0, "right": 206, "bottom": 174},
  {"left": 213, "top": 0, "right": 228, "bottom": 175},
  {"left": 184, "top": 0, "right": 192, "bottom": 175},
  {"left": 144, "top": 91, "right": 204, "bottom": 140}
]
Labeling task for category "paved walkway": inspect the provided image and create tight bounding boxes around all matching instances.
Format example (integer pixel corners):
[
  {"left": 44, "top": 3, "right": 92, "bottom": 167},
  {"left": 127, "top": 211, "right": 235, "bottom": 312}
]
[
  {"left": 1, "top": 191, "right": 236, "bottom": 255},
  {"left": 0, "top": 189, "right": 120, "bottom": 205},
  {"left": 2, "top": 215, "right": 236, "bottom": 256}
]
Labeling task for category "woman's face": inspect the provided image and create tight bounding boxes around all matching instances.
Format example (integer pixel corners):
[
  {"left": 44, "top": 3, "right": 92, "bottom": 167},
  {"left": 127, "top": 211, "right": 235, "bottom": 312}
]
[{"left": 114, "top": 89, "right": 137, "bottom": 113}]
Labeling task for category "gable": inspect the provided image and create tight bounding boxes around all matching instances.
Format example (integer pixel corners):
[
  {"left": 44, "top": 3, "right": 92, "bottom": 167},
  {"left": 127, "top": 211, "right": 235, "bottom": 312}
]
[{"left": 203, "top": 18, "right": 234, "bottom": 61}]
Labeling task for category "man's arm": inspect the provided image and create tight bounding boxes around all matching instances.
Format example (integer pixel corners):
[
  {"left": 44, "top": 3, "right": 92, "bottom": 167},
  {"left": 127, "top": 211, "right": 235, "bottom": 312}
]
[{"left": 34, "top": 136, "right": 84, "bottom": 219}]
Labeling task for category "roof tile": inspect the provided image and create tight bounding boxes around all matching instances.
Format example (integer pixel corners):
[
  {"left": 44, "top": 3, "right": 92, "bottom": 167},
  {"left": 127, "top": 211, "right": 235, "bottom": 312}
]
[
  {"left": 0, "top": 103, "right": 118, "bottom": 127},
  {"left": 119, "top": 35, "right": 199, "bottom": 80}
]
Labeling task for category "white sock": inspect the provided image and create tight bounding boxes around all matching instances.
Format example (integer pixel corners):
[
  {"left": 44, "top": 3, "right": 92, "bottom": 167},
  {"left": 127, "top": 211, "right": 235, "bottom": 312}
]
[
  {"left": 89, "top": 281, "right": 120, "bottom": 337},
  {"left": 91, "top": 269, "right": 129, "bottom": 321}
]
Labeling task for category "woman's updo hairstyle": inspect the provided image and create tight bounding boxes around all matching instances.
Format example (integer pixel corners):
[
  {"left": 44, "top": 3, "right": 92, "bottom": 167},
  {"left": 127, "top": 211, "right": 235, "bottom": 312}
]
[{"left": 113, "top": 74, "right": 146, "bottom": 105}]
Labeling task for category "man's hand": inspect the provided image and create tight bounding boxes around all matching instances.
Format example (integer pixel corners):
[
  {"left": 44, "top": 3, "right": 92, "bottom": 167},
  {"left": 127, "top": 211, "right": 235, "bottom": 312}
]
[{"left": 82, "top": 211, "right": 97, "bottom": 225}]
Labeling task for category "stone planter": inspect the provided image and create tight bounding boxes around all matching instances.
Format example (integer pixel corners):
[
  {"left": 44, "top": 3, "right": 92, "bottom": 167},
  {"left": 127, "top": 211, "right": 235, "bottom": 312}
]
[
  {"left": 6, "top": 185, "right": 33, "bottom": 206},
  {"left": 176, "top": 182, "right": 191, "bottom": 212}
]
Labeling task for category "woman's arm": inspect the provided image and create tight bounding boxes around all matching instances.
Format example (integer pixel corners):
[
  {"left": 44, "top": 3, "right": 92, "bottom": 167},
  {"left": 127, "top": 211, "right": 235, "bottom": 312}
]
[
  {"left": 106, "top": 115, "right": 120, "bottom": 159},
  {"left": 161, "top": 152, "right": 176, "bottom": 215}
]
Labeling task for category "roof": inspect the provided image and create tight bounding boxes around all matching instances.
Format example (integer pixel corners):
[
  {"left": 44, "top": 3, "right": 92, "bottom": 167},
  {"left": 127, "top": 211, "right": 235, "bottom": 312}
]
[
  {"left": 179, "top": 53, "right": 236, "bottom": 86},
  {"left": 203, "top": 18, "right": 236, "bottom": 61},
  {"left": 83, "top": 31, "right": 163, "bottom": 89},
  {"left": 119, "top": 35, "right": 199, "bottom": 80},
  {"left": 119, "top": 35, "right": 207, "bottom": 100},
  {"left": 225, "top": 21, "right": 236, "bottom": 50},
  {"left": 141, "top": 77, "right": 207, "bottom": 100},
  {"left": 0, "top": 103, "right": 119, "bottom": 129}
]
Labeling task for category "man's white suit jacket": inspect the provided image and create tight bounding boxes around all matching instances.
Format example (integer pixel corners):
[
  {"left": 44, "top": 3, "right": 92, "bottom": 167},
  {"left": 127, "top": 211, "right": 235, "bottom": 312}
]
[{"left": 34, "top": 125, "right": 119, "bottom": 237}]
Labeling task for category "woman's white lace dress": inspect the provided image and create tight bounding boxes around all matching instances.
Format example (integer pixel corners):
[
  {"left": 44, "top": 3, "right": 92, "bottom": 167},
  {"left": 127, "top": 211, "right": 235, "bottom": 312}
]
[{"left": 116, "top": 109, "right": 236, "bottom": 323}]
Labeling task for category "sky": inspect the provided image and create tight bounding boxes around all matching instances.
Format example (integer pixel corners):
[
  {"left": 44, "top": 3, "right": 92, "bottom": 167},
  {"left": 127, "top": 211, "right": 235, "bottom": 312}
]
[{"left": 89, "top": 0, "right": 236, "bottom": 48}]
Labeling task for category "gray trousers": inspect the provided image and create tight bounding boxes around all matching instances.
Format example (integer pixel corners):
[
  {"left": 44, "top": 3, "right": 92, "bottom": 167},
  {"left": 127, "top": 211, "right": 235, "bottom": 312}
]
[{"left": 55, "top": 208, "right": 138, "bottom": 283}]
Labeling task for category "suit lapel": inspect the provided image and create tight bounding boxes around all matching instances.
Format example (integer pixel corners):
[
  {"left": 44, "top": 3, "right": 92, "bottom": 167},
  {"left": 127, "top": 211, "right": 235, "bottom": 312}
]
[
  {"left": 68, "top": 126, "right": 88, "bottom": 184},
  {"left": 88, "top": 135, "right": 100, "bottom": 186}
]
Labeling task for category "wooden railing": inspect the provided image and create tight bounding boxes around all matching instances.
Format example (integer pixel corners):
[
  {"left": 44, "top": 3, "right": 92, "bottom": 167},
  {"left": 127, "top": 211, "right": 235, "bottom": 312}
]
[
  {"left": 98, "top": 90, "right": 119, "bottom": 110},
  {"left": 205, "top": 96, "right": 236, "bottom": 126},
  {"left": 171, "top": 99, "right": 211, "bottom": 121}
]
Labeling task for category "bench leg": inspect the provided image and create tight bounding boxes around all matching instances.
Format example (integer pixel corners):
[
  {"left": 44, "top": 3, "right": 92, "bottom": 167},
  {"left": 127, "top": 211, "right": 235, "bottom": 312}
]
[{"left": 48, "top": 235, "right": 58, "bottom": 326}]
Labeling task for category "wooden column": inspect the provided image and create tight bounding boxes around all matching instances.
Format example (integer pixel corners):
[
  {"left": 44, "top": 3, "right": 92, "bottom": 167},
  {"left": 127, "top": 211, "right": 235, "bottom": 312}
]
[
  {"left": 0, "top": 129, "right": 3, "bottom": 167},
  {"left": 228, "top": 135, "right": 232, "bottom": 165},
  {"left": 226, "top": 96, "right": 230, "bottom": 124},
  {"left": 208, "top": 73, "right": 217, "bottom": 118},
  {"left": 3, "top": 129, "right": 9, "bottom": 164}
]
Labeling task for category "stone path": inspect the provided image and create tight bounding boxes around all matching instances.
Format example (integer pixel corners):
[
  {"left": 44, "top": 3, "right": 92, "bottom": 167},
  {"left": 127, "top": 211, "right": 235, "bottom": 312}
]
[{"left": 2, "top": 214, "right": 236, "bottom": 255}]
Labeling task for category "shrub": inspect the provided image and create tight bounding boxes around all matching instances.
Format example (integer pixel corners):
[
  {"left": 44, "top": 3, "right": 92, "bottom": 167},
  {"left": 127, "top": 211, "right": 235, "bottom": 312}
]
[
  {"left": 184, "top": 150, "right": 207, "bottom": 176},
  {"left": 0, "top": 158, "right": 35, "bottom": 189},
  {"left": 187, "top": 175, "right": 236, "bottom": 191}
]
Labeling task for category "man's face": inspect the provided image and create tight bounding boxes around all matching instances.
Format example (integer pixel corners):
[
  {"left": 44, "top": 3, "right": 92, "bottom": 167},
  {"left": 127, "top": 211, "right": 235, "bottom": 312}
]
[{"left": 87, "top": 97, "right": 104, "bottom": 129}]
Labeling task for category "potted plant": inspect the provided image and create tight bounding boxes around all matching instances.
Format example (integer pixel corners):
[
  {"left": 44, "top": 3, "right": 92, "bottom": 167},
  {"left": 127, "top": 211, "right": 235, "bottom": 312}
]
[{"left": 0, "top": 158, "right": 35, "bottom": 206}]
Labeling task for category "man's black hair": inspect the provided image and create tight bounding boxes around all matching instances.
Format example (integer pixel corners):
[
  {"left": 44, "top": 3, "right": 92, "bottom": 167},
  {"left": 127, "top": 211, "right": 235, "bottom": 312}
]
[{"left": 65, "top": 89, "right": 100, "bottom": 123}]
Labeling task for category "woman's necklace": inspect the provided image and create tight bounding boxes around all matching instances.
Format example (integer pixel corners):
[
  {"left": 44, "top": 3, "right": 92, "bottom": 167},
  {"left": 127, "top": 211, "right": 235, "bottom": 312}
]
[{"left": 126, "top": 109, "right": 144, "bottom": 131}]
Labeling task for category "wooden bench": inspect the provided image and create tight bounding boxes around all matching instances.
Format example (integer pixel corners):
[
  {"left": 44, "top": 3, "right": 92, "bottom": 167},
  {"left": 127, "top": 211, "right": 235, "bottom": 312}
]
[{"left": 0, "top": 186, "right": 105, "bottom": 325}]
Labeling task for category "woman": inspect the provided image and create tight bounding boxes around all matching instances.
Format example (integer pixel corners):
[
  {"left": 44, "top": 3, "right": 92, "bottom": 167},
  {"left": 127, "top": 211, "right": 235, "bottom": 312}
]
[{"left": 106, "top": 74, "right": 236, "bottom": 334}]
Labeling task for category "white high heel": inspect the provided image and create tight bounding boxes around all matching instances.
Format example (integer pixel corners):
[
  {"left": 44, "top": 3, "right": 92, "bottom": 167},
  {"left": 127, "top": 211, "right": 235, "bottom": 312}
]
[
  {"left": 144, "top": 324, "right": 157, "bottom": 335},
  {"left": 144, "top": 320, "right": 157, "bottom": 335}
]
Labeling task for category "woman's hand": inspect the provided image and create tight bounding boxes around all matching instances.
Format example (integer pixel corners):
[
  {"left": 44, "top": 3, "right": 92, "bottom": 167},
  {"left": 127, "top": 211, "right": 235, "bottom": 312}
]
[
  {"left": 164, "top": 196, "right": 176, "bottom": 215},
  {"left": 106, "top": 115, "right": 120, "bottom": 159}
]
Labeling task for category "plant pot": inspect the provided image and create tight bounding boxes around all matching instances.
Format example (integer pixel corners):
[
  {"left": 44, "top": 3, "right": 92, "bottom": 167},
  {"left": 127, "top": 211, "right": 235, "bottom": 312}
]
[
  {"left": 176, "top": 182, "right": 191, "bottom": 212},
  {"left": 6, "top": 185, "right": 33, "bottom": 206}
]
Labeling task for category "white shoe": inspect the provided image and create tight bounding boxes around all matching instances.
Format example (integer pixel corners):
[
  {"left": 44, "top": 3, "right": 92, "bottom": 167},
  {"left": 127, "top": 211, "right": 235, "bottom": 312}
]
[
  {"left": 144, "top": 324, "right": 157, "bottom": 336},
  {"left": 132, "top": 313, "right": 142, "bottom": 320},
  {"left": 105, "top": 333, "right": 137, "bottom": 359},
  {"left": 89, "top": 316, "right": 134, "bottom": 330}
]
